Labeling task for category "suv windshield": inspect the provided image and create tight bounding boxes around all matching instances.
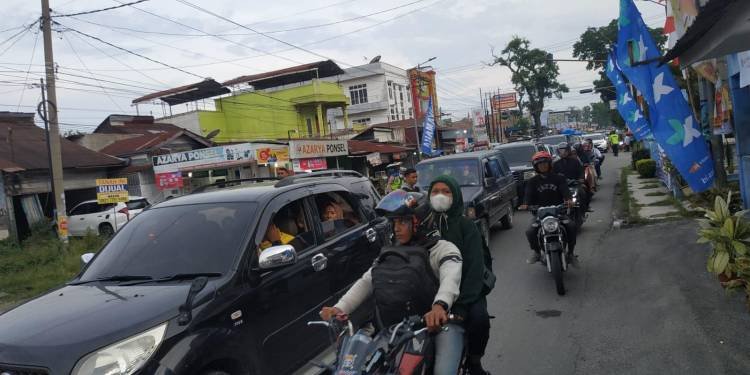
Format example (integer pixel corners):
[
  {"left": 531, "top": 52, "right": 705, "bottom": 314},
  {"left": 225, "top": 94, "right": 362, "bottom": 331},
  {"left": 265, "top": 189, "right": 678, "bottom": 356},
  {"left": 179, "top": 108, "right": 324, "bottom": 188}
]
[
  {"left": 539, "top": 135, "right": 568, "bottom": 145},
  {"left": 417, "top": 160, "right": 480, "bottom": 187},
  {"left": 498, "top": 145, "right": 536, "bottom": 166},
  {"left": 80, "top": 203, "right": 255, "bottom": 281}
]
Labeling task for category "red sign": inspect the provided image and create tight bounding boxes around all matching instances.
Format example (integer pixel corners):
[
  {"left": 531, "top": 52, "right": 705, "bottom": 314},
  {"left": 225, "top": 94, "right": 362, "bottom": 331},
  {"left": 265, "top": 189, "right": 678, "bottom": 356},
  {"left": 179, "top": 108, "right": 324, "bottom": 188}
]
[
  {"left": 293, "top": 158, "right": 327, "bottom": 172},
  {"left": 491, "top": 93, "right": 517, "bottom": 110},
  {"left": 156, "top": 172, "right": 184, "bottom": 191}
]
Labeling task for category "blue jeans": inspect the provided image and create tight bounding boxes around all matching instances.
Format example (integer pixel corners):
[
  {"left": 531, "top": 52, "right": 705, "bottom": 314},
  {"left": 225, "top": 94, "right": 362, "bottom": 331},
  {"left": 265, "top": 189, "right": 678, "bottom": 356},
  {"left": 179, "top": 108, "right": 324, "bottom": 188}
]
[{"left": 433, "top": 323, "right": 464, "bottom": 375}]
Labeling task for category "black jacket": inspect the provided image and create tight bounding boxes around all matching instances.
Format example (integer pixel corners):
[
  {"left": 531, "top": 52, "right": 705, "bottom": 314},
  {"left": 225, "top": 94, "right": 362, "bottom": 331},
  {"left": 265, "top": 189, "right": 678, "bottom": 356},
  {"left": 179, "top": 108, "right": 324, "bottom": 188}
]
[
  {"left": 401, "top": 184, "right": 421, "bottom": 193},
  {"left": 553, "top": 157, "right": 584, "bottom": 180},
  {"left": 524, "top": 173, "right": 571, "bottom": 207}
]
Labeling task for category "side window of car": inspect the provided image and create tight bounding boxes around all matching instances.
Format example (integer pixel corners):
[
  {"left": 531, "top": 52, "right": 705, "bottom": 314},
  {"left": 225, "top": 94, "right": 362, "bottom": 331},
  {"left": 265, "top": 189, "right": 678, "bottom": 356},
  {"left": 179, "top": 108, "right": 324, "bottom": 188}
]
[
  {"left": 257, "top": 199, "right": 316, "bottom": 256},
  {"left": 70, "top": 203, "right": 88, "bottom": 216},
  {"left": 483, "top": 159, "right": 492, "bottom": 179},
  {"left": 488, "top": 158, "right": 503, "bottom": 178},
  {"left": 498, "top": 156, "right": 511, "bottom": 175},
  {"left": 314, "top": 191, "right": 364, "bottom": 240}
]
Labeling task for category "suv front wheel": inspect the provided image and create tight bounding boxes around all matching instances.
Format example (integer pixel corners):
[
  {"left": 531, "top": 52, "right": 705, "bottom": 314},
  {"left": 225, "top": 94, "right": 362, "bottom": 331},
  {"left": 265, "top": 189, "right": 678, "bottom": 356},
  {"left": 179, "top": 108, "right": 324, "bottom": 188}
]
[{"left": 99, "top": 223, "right": 114, "bottom": 237}]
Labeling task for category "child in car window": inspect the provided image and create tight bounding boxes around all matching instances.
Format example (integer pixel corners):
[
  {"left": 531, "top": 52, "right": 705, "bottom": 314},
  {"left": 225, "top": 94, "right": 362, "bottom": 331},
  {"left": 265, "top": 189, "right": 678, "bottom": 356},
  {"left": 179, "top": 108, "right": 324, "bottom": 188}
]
[{"left": 259, "top": 222, "right": 294, "bottom": 252}]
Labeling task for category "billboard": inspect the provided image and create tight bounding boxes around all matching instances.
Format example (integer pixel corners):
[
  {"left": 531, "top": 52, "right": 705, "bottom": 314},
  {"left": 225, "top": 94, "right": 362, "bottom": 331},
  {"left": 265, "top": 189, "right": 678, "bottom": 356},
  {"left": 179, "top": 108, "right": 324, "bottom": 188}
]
[
  {"left": 96, "top": 178, "right": 129, "bottom": 204},
  {"left": 491, "top": 93, "right": 517, "bottom": 110},
  {"left": 471, "top": 108, "right": 489, "bottom": 142},
  {"left": 408, "top": 69, "right": 439, "bottom": 123},
  {"left": 255, "top": 148, "right": 290, "bottom": 165}
]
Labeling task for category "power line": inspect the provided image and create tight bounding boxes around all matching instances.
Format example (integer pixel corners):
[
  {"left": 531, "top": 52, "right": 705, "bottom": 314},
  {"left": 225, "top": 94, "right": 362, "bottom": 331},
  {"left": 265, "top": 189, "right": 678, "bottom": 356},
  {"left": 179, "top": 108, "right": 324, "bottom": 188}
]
[
  {"left": 51, "top": 0, "right": 150, "bottom": 18},
  {"left": 62, "top": 32, "right": 125, "bottom": 112},
  {"left": 56, "top": 22, "right": 205, "bottom": 80},
  {"left": 16, "top": 28, "right": 40, "bottom": 111}
]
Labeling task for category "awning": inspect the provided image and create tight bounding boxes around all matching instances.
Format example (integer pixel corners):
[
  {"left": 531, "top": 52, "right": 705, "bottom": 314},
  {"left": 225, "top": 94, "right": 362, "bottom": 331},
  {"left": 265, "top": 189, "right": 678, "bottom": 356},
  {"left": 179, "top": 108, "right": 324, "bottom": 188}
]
[
  {"left": 662, "top": 0, "right": 750, "bottom": 66},
  {"left": 132, "top": 79, "right": 230, "bottom": 105}
]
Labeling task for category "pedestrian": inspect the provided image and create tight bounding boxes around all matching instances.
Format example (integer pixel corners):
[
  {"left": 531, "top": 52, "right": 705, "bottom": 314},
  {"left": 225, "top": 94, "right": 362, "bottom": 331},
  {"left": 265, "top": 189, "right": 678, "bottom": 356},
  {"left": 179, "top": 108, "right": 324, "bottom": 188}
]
[
  {"left": 402, "top": 168, "right": 420, "bottom": 192},
  {"left": 609, "top": 131, "right": 620, "bottom": 157},
  {"left": 276, "top": 166, "right": 292, "bottom": 178},
  {"left": 386, "top": 168, "right": 403, "bottom": 193}
]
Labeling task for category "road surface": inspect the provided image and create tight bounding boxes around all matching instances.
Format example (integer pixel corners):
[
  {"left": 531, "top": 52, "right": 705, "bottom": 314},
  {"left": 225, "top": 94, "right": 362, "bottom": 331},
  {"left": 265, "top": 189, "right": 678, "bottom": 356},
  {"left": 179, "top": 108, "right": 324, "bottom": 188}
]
[{"left": 484, "top": 152, "right": 750, "bottom": 374}]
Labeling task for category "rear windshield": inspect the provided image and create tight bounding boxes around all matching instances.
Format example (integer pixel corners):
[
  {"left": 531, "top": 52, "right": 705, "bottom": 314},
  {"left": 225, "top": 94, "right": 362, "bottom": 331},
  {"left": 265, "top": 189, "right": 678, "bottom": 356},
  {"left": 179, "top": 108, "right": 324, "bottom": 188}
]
[
  {"left": 127, "top": 199, "right": 150, "bottom": 210},
  {"left": 417, "top": 159, "right": 480, "bottom": 188},
  {"left": 498, "top": 145, "right": 536, "bottom": 166},
  {"left": 539, "top": 135, "right": 567, "bottom": 145},
  {"left": 80, "top": 203, "right": 256, "bottom": 281}
]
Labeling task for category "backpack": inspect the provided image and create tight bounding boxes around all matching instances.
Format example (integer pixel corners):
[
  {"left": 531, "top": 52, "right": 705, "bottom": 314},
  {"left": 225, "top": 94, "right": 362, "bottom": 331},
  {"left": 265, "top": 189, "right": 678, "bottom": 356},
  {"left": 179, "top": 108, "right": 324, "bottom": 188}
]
[{"left": 371, "top": 246, "right": 439, "bottom": 328}]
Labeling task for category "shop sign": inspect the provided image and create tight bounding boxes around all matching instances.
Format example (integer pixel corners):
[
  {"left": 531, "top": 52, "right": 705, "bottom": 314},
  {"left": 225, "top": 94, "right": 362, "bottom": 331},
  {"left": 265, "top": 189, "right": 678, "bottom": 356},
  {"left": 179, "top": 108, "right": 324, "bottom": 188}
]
[
  {"left": 289, "top": 140, "right": 348, "bottom": 159},
  {"left": 293, "top": 158, "right": 328, "bottom": 172},
  {"left": 256, "top": 147, "right": 290, "bottom": 165},
  {"left": 156, "top": 172, "right": 184, "bottom": 191},
  {"left": 96, "top": 178, "right": 129, "bottom": 204},
  {"left": 366, "top": 152, "right": 382, "bottom": 166},
  {"left": 152, "top": 143, "right": 256, "bottom": 173}
]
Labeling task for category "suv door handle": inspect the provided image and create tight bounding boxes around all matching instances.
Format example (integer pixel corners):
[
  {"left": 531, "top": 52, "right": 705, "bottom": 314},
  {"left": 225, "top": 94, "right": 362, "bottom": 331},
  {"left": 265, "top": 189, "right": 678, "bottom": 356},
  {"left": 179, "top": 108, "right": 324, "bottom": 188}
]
[
  {"left": 365, "top": 228, "right": 377, "bottom": 243},
  {"left": 311, "top": 253, "right": 328, "bottom": 272}
]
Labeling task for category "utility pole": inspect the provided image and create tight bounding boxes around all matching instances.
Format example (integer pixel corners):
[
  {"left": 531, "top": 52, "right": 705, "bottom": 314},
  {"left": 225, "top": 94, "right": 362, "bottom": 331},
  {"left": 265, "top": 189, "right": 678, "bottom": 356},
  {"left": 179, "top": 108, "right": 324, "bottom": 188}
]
[{"left": 41, "top": 0, "right": 68, "bottom": 242}]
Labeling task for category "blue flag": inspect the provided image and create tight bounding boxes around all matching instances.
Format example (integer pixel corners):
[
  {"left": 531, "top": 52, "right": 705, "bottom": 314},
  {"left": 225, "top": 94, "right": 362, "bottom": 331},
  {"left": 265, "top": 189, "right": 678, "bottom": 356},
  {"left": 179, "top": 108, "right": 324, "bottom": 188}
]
[
  {"left": 605, "top": 49, "right": 652, "bottom": 141},
  {"left": 616, "top": 0, "right": 714, "bottom": 192},
  {"left": 421, "top": 98, "right": 436, "bottom": 155}
]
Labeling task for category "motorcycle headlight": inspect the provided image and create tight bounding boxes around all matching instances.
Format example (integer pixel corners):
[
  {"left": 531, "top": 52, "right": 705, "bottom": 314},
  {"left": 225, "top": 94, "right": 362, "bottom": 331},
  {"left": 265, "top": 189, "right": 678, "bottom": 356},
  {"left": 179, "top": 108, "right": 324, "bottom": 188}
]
[
  {"left": 72, "top": 323, "right": 167, "bottom": 375},
  {"left": 542, "top": 217, "right": 559, "bottom": 232},
  {"left": 523, "top": 170, "right": 536, "bottom": 180},
  {"left": 466, "top": 206, "right": 476, "bottom": 219}
]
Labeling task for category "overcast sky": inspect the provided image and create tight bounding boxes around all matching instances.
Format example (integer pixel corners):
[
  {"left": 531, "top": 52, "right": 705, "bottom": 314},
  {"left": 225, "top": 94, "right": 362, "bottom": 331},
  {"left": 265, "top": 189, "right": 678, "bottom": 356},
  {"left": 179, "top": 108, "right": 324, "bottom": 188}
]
[{"left": 0, "top": 0, "right": 667, "bottom": 133}]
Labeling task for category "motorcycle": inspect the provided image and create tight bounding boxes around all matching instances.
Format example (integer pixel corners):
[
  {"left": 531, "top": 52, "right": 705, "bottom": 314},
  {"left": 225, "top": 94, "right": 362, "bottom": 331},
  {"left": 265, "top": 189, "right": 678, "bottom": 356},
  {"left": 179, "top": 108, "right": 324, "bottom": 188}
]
[
  {"left": 531, "top": 204, "right": 573, "bottom": 295},
  {"left": 308, "top": 315, "right": 445, "bottom": 374},
  {"left": 567, "top": 180, "right": 587, "bottom": 228}
]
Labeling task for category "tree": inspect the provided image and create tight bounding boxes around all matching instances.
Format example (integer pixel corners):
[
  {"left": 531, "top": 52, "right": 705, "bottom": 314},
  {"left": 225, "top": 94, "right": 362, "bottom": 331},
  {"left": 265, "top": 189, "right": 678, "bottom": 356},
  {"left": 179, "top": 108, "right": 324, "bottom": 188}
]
[
  {"left": 573, "top": 19, "right": 666, "bottom": 102},
  {"left": 492, "top": 36, "right": 569, "bottom": 136},
  {"left": 581, "top": 105, "right": 592, "bottom": 124},
  {"left": 590, "top": 102, "right": 612, "bottom": 128}
]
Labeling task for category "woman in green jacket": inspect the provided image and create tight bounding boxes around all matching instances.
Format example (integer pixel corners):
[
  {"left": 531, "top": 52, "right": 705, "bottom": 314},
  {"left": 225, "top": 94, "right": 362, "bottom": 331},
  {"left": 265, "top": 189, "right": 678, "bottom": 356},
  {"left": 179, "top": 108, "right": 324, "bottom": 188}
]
[{"left": 428, "top": 175, "right": 493, "bottom": 375}]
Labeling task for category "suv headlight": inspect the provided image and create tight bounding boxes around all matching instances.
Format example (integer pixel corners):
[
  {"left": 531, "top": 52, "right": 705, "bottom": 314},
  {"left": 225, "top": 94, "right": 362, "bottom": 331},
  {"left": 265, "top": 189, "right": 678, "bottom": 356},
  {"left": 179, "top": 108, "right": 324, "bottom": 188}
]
[
  {"left": 541, "top": 217, "right": 559, "bottom": 232},
  {"left": 72, "top": 323, "right": 167, "bottom": 375},
  {"left": 523, "top": 170, "right": 536, "bottom": 180}
]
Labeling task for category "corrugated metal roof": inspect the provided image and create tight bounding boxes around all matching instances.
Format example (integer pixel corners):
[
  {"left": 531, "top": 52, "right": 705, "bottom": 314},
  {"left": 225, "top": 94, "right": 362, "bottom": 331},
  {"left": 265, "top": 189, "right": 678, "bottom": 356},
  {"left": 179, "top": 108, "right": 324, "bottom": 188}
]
[
  {"left": 348, "top": 140, "right": 411, "bottom": 155},
  {"left": 132, "top": 79, "right": 230, "bottom": 105},
  {"left": 98, "top": 132, "right": 175, "bottom": 156},
  {"left": 0, "top": 112, "right": 124, "bottom": 170},
  {"left": 222, "top": 60, "right": 345, "bottom": 89}
]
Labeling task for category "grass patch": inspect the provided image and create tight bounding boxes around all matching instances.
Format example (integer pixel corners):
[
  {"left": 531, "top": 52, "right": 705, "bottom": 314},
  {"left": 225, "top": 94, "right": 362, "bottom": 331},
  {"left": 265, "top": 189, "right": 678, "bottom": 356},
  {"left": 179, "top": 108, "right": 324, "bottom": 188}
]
[
  {"left": 644, "top": 191, "right": 667, "bottom": 197},
  {"left": 0, "top": 226, "right": 106, "bottom": 307},
  {"left": 641, "top": 183, "right": 660, "bottom": 189},
  {"left": 619, "top": 167, "right": 644, "bottom": 224},
  {"left": 648, "top": 199, "right": 675, "bottom": 206}
]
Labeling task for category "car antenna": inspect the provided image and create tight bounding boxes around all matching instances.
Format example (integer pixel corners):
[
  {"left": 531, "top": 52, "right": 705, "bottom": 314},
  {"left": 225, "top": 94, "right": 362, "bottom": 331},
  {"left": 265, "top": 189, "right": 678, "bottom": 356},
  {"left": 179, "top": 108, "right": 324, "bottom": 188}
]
[{"left": 178, "top": 277, "right": 208, "bottom": 326}]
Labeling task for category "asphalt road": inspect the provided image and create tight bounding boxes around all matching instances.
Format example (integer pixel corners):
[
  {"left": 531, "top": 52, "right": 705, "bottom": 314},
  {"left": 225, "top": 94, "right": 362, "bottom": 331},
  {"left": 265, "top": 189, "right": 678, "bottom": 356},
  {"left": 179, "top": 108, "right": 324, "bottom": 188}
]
[{"left": 483, "top": 152, "right": 750, "bottom": 374}]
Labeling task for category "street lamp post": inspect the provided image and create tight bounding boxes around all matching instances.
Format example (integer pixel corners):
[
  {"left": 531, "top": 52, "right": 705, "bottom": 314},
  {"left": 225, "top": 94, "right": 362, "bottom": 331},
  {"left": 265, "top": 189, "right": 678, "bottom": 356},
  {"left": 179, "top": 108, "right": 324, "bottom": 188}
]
[{"left": 412, "top": 57, "right": 437, "bottom": 162}]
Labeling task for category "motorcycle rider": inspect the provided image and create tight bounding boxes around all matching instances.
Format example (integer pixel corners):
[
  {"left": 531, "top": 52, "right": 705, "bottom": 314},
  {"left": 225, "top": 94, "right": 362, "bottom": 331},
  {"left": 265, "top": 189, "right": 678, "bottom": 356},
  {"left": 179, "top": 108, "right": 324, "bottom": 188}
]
[
  {"left": 320, "top": 190, "right": 465, "bottom": 375},
  {"left": 585, "top": 138, "right": 603, "bottom": 179},
  {"left": 427, "top": 175, "right": 493, "bottom": 375},
  {"left": 520, "top": 151, "right": 578, "bottom": 264},
  {"left": 554, "top": 142, "right": 591, "bottom": 213}
]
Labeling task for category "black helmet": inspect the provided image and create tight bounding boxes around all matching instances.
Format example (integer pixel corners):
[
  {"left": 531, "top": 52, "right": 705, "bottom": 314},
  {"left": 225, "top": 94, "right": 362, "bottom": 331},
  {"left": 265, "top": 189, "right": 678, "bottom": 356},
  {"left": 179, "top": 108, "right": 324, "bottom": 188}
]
[
  {"left": 557, "top": 142, "right": 571, "bottom": 151},
  {"left": 376, "top": 190, "right": 427, "bottom": 218}
]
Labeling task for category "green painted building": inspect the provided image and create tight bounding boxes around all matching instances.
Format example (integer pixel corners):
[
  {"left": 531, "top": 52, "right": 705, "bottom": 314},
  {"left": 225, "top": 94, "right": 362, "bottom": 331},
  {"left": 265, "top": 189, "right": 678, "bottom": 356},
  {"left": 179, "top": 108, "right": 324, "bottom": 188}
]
[{"left": 133, "top": 61, "right": 351, "bottom": 143}]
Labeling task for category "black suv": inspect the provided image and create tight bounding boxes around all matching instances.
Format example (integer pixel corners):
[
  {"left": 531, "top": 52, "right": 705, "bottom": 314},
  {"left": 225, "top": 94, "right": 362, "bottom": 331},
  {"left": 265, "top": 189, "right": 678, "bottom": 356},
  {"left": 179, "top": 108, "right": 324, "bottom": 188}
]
[
  {"left": 494, "top": 141, "right": 550, "bottom": 203},
  {"left": 0, "top": 171, "right": 387, "bottom": 375},
  {"left": 416, "top": 150, "right": 517, "bottom": 245}
]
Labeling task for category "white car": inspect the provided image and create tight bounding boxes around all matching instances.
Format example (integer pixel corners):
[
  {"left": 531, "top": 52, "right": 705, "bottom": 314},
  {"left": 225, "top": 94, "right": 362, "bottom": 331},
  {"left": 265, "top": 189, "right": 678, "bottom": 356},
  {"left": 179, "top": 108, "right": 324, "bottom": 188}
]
[
  {"left": 584, "top": 133, "right": 609, "bottom": 153},
  {"left": 67, "top": 197, "right": 150, "bottom": 236}
]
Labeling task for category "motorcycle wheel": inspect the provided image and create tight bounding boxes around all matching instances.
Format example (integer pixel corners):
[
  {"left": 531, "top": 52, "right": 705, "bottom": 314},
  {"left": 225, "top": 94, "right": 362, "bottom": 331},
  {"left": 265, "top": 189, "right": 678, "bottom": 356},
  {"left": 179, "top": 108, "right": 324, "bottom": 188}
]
[{"left": 551, "top": 252, "right": 566, "bottom": 296}]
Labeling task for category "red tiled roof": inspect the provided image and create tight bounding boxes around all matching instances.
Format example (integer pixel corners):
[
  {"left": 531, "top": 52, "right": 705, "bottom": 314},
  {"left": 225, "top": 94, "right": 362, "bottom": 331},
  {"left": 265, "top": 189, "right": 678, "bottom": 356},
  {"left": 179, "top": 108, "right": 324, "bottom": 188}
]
[
  {"left": 348, "top": 140, "right": 411, "bottom": 155},
  {"left": 0, "top": 112, "right": 124, "bottom": 170}
]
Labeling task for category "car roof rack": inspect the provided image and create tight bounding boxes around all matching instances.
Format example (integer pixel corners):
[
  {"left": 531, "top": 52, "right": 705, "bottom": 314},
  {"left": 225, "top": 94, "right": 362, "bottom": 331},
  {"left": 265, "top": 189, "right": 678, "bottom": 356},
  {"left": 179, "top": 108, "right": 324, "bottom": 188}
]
[
  {"left": 191, "top": 177, "right": 279, "bottom": 194},
  {"left": 274, "top": 170, "right": 363, "bottom": 188}
]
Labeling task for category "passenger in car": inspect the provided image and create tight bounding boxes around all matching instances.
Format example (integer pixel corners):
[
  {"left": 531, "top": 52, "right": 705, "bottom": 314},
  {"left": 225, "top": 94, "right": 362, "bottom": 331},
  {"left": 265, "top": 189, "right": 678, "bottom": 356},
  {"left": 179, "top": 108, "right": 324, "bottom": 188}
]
[
  {"left": 259, "top": 221, "right": 294, "bottom": 251},
  {"left": 322, "top": 202, "right": 343, "bottom": 222}
]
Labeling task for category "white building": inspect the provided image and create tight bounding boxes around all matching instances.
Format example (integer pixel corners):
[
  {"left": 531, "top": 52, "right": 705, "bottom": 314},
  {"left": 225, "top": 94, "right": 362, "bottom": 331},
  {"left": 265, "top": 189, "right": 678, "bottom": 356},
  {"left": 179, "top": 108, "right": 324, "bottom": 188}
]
[{"left": 323, "top": 61, "right": 414, "bottom": 131}]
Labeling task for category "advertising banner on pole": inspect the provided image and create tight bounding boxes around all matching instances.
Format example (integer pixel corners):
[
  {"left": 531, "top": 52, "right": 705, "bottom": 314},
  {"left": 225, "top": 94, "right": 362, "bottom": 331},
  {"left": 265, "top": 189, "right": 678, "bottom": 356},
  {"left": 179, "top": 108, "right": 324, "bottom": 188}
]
[
  {"left": 471, "top": 108, "right": 489, "bottom": 142},
  {"left": 96, "top": 178, "right": 129, "bottom": 204},
  {"left": 491, "top": 93, "right": 517, "bottom": 110},
  {"left": 420, "top": 98, "right": 436, "bottom": 155}
]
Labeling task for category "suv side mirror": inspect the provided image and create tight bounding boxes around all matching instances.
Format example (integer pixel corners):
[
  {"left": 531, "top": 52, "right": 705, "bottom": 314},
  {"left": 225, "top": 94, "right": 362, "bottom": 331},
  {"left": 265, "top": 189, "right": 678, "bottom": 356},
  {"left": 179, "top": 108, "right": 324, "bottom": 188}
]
[
  {"left": 80, "top": 252, "right": 95, "bottom": 269},
  {"left": 484, "top": 177, "right": 494, "bottom": 187},
  {"left": 259, "top": 245, "right": 297, "bottom": 270}
]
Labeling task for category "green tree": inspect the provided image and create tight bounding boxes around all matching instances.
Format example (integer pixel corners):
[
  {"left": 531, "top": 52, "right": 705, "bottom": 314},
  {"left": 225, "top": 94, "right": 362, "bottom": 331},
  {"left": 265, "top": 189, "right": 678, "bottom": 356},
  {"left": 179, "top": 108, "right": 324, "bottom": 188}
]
[
  {"left": 581, "top": 105, "right": 592, "bottom": 124},
  {"left": 590, "top": 102, "right": 612, "bottom": 128},
  {"left": 573, "top": 19, "right": 666, "bottom": 102},
  {"left": 492, "top": 36, "right": 569, "bottom": 136}
]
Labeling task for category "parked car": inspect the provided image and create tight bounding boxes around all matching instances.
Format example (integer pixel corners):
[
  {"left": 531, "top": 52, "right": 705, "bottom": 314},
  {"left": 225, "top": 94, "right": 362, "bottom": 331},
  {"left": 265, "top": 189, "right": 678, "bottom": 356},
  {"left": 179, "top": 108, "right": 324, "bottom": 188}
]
[
  {"left": 0, "top": 171, "right": 388, "bottom": 375},
  {"left": 538, "top": 134, "right": 579, "bottom": 147},
  {"left": 584, "top": 133, "right": 609, "bottom": 153},
  {"left": 416, "top": 150, "right": 517, "bottom": 244},
  {"left": 67, "top": 196, "right": 150, "bottom": 236},
  {"left": 494, "top": 141, "right": 549, "bottom": 204}
]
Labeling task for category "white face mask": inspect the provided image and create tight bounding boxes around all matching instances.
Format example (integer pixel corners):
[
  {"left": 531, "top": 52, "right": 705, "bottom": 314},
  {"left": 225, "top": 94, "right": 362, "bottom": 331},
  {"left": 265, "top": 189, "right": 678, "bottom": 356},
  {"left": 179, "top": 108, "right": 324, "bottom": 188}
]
[{"left": 430, "top": 194, "right": 453, "bottom": 212}]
